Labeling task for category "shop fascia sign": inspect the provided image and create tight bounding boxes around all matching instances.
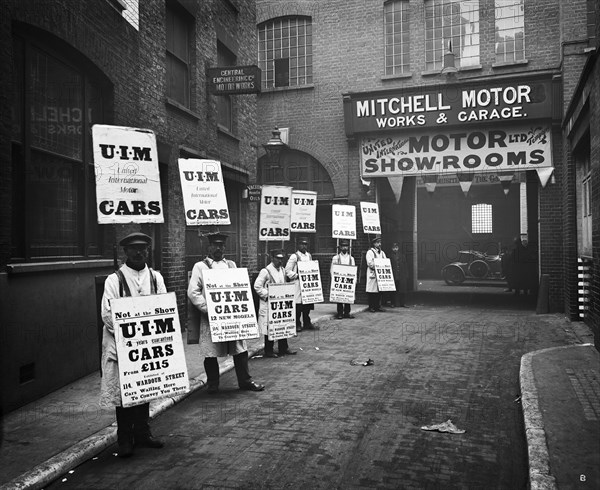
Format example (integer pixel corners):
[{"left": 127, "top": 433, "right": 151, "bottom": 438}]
[
  {"left": 344, "top": 79, "right": 552, "bottom": 135},
  {"left": 207, "top": 65, "right": 261, "bottom": 95}
]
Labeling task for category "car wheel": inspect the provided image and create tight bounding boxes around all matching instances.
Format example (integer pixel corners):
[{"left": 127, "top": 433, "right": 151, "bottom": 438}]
[
  {"left": 468, "top": 260, "right": 489, "bottom": 278},
  {"left": 443, "top": 265, "right": 465, "bottom": 285}
]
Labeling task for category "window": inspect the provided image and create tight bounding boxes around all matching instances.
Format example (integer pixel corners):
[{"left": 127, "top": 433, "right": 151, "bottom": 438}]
[
  {"left": 166, "top": 2, "right": 192, "bottom": 107},
  {"left": 471, "top": 204, "right": 492, "bottom": 234},
  {"left": 12, "top": 33, "right": 109, "bottom": 259},
  {"left": 495, "top": 0, "right": 524, "bottom": 63},
  {"left": 578, "top": 141, "right": 592, "bottom": 257},
  {"left": 217, "top": 43, "right": 235, "bottom": 132},
  {"left": 258, "top": 16, "right": 313, "bottom": 89},
  {"left": 425, "top": 0, "right": 480, "bottom": 71},
  {"left": 384, "top": 1, "right": 410, "bottom": 75}
]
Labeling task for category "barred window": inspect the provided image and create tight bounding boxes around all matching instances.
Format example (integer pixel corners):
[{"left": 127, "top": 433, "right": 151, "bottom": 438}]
[
  {"left": 384, "top": 0, "right": 410, "bottom": 75},
  {"left": 258, "top": 16, "right": 313, "bottom": 89},
  {"left": 425, "top": 0, "right": 480, "bottom": 71},
  {"left": 495, "top": 0, "right": 525, "bottom": 63},
  {"left": 472, "top": 204, "right": 492, "bottom": 234}
]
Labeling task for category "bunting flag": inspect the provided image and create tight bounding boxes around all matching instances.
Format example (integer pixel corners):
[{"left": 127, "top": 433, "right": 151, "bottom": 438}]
[
  {"left": 536, "top": 167, "right": 554, "bottom": 188},
  {"left": 423, "top": 174, "right": 438, "bottom": 193},
  {"left": 387, "top": 176, "right": 404, "bottom": 203},
  {"left": 497, "top": 172, "right": 514, "bottom": 196},
  {"left": 456, "top": 173, "right": 475, "bottom": 196}
]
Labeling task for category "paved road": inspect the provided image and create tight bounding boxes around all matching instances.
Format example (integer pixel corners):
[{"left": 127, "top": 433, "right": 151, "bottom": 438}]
[{"left": 47, "top": 294, "right": 581, "bottom": 489}]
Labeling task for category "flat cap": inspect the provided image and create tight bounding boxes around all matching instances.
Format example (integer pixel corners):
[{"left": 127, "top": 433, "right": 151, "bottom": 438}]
[
  {"left": 207, "top": 232, "right": 228, "bottom": 245},
  {"left": 120, "top": 232, "right": 152, "bottom": 247},
  {"left": 270, "top": 248, "right": 286, "bottom": 259},
  {"left": 370, "top": 235, "right": 382, "bottom": 244},
  {"left": 298, "top": 237, "right": 309, "bottom": 244},
  {"left": 339, "top": 239, "right": 350, "bottom": 246}
]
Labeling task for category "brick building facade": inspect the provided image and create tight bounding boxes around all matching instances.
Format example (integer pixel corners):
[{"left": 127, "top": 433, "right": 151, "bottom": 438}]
[
  {"left": 254, "top": 0, "right": 598, "bottom": 348},
  {"left": 0, "top": 0, "right": 259, "bottom": 413}
]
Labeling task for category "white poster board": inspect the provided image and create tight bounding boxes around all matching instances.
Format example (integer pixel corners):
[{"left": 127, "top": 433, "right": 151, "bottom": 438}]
[
  {"left": 332, "top": 205, "right": 357, "bottom": 239},
  {"left": 259, "top": 186, "right": 292, "bottom": 241},
  {"left": 360, "top": 202, "right": 381, "bottom": 234},
  {"left": 374, "top": 258, "right": 396, "bottom": 292},
  {"left": 290, "top": 190, "right": 317, "bottom": 233},
  {"left": 178, "top": 159, "right": 230, "bottom": 226},
  {"left": 297, "top": 260, "right": 324, "bottom": 304},
  {"left": 112, "top": 292, "right": 189, "bottom": 408},
  {"left": 92, "top": 125, "right": 164, "bottom": 224},
  {"left": 267, "top": 283, "right": 296, "bottom": 341},
  {"left": 203, "top": 268, "right": 260, "bottom": 342},
  {"left": 330, "top": 264, "right": 357, "bottom": 304}
]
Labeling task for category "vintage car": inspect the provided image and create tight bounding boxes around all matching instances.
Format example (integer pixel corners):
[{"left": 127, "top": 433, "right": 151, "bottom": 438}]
[{"left": 441, "top": 250, "right": 504, "bottom": 285}]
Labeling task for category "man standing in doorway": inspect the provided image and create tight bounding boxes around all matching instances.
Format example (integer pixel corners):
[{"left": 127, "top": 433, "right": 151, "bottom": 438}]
[
  {"left": 285, "top": 237, "right": 316, "bottom": 331},
  {"left": 388, "top": 242, "right": 409, "bottom": 308},
  {"left": 331, "top": 239, "right": 355, "bottom": 319},
  {"left": 366, "top": 236, "right": 386, "bottom": 312},
  {"left": 188, "top": 232, "right": 265, "bottom": 394}
]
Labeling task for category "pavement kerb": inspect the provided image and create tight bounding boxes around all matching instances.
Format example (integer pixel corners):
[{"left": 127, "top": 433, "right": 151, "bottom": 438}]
[
  {"left": 519, "top": 343, "right": 594, "bottom": 490},
  {"left": 0, "top": 309, "right": 344, "bottom": 490}
]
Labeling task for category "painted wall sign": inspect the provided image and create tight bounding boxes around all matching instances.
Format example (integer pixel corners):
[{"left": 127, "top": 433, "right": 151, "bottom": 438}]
[
  {"left": 344, "top": 80, "right": 553, "bottom": 134},
  {"left": 207, "top": 65, "right": 261, "bottom": 95},
  {"left": 112, "top": 293, "right": 190, "bottom": 408},
  {"left": 332, "top": 204, "right": 357, "bottom": 239},
  {"left": 92, "top": 125, "right": 164, "bottom": 224},
  {"left": 178, "top": 159, "right": 230, "bottom": 226},
  {"left": 290, "top": 190, "right": 317, "bottom": 233},
  {"left": 259, "top": 186, "right": 292, "bottom": 241},
  {"left": 360, "top": 124, "right": 552, "bottom": 177}
]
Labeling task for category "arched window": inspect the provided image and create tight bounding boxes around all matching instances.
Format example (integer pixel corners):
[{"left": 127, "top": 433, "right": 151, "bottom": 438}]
[
  {"left": 257, "top": 16, "right": 313, "bottom": 89},
  {"left": 12, "top": 27, "right": 111, "bottom": 260}
]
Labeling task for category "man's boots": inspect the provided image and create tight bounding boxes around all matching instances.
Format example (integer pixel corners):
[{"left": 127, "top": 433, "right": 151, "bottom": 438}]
[
  {"left": 133, "top": 403, "right": 164, "bottom": 448},
  {"left": 115, "top": 406, "right": 135, "bottom": 458}
]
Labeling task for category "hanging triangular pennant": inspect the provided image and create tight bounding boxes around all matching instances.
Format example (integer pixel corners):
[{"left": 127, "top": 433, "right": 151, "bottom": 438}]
[
  {"left": 387, "top": 176, "right": 404, "bottom": 203},
  {"left": 497, "top": 172, "right": 514, "bottom": 196},
  {"left": 536, "top": 167, "right": 554, "bottom": 188},
  {"left": 456, "top": 173, "right": 475, "bottom": 196},
  {"left": 423, "top": 174, "right": 438, "bottom": 194}
]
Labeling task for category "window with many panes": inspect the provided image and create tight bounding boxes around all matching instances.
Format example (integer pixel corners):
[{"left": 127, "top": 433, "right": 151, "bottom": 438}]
[
  {"left": 384, "top": 0, "right": 410, "bottom": 75},
  {"left": 258, "top": 16, "right": 313, "bottom": 89},
  {"left": 471, "top": 203, "right": 492, "bottom": 234},
  {"left": 166, "top": 1, "right": 192, "bottom": 107},
  {"left": 425, "top": 0, "right": 480, "bottom": 71},
  {"left": 579, "top": 142, "right": 592, "bottom": 257},
  {"left": 495, "top": 0, "right": 524, "bottom": 63},
  {"left": 12, "top": 32, "right": 110, "bottom": 260}
]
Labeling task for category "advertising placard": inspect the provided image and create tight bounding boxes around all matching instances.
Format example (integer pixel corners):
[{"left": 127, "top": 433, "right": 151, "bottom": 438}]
[
  {"left": 290, "top": 190, "right": 317, "bottom": 233},
  {"left": 207, "top": 65, "right": 261, "bottom": 95},
  {"left": 360, "top": 202, "right": 381, "bottom": 234},
  {"left": 374, "top": 258, "right": 396, "bottom": 292},
  {"left": 332, "top": 205, "right": 357, "bottom": 239},
  {"left": 92, "top": 125, "right": 164, "bottom": 224},
  {"left": 297, "top": 260, "right": 324, "bottom": 304},
  {"left": 259, "top": 186, "right": 292, "bottom": 241},
  {"left": 330, "top": 264, "right": 357, "bottom": 304},
  {"left": 178, "top": 159, "right": 230, "bottom": 226},
  {"left": 203, "top": 268, "right": 260, "bottom": 342},
  {"left": 267, "top": 283, "right": 296, "bottom": 341},
  {"left": 112, "top": 293, "right": 189, "bottom": 408},
  {"left": 360, "top": 124, "right": 553, "bottom": 177}
]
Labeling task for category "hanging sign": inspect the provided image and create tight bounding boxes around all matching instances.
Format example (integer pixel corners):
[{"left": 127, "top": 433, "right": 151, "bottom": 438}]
[
  {"left": 332, "top": 205, "right": 357, "bottom": 239},
  {"left": 360, "top": 124, "right": 553, "bottom": 177},
  {"left": 92, "top": 125, "right": 164, "bottom": 224},
  {"left": 330, "top": 264, "right": 357, "bottom": 304},
  {"left": 112, "top": 292, "right": 190, "bottom": 408},
  {"left": 360, "top": 202, "right": 381, "bottom": 234},
  {"left": 297, "top": 260, "right": 324, "bottom": 304},
  {"left": 374, "top": 258, "right": 396, "bottom": 292},
  {"left": 178, "top": 159, "right": 230, "bottom": 226},
  {"left": 290, "top": 190, "right": 317, "bottom": 233},
  {"left": 267, "top": 283, "right": 296, "bottom": 341},
  {"left": 259, "top": 186, "right": 292, "bottom": 241},
  {"left": 203, "top": 268, "right": 260, "bottom": 343}
]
